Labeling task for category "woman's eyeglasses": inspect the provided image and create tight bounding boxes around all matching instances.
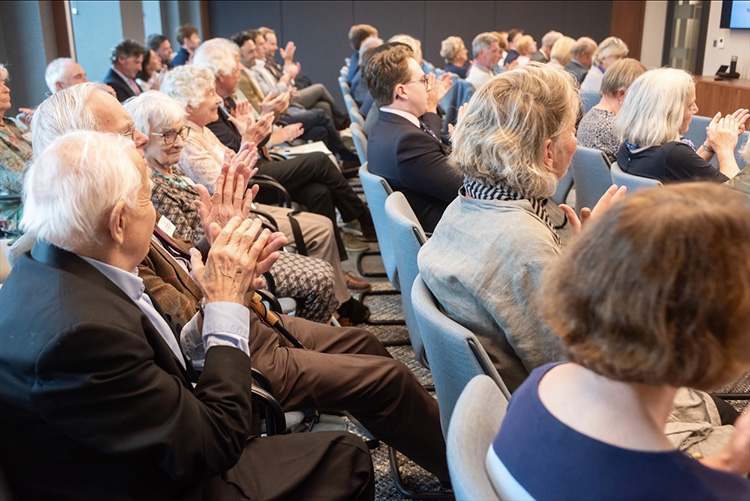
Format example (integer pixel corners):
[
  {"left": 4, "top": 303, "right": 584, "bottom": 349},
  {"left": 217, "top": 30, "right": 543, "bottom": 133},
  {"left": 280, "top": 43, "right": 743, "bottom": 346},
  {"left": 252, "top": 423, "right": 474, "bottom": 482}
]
[{"left": 151, "top": 126, "right": 190, "bottom": 145}]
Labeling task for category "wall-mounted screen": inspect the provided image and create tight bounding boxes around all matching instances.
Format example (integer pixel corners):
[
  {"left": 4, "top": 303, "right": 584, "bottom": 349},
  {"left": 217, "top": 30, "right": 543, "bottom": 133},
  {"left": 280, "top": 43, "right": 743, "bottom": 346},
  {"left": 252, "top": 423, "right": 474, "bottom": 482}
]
[{"left": 720, "top": 0, "right": 750, "bottom": 29}]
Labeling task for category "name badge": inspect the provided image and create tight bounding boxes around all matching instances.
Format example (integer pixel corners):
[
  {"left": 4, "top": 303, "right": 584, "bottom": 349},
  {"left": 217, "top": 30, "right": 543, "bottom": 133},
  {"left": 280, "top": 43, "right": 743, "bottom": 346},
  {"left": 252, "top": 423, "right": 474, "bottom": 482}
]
[{"left": 158, "top": 215, "right": 176, "bottom": 238}]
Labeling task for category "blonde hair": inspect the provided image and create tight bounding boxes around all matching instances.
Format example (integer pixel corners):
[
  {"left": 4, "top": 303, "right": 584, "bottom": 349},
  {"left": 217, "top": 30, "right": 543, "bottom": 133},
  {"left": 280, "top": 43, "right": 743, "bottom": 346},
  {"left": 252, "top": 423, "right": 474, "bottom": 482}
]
[
  {"left": 599, "top": 58, "right": 646, "bottom": 97},
  {"left": 615, "top": 67, "right": 693, "bottom": 147},
  {"left": 515, "top": 35, "right": 534, "bottom": 56},
  {"left": 593, "top": 36, "right": 629, "bottom": 67},
  {"left": 450, "top": 63, "right": 579, "bottom": 198},
  {"left": 440, "top": 36, "right": 464, "bottom": 63},
  {"left": 550, "top": 36, "right": 575, "bottom": 67}
]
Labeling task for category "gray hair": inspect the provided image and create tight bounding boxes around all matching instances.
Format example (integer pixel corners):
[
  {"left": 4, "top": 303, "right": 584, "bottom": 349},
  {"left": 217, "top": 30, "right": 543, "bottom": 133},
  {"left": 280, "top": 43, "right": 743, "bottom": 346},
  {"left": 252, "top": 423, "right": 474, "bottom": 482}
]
[
  {"left": 359, "top": 36, "right": 383, "bottom": 59},
  {"left": 593, "top": 36, "right": 629, "bottom": 66},
  {"left": 541, "top": 31, "right": 563, "bottom": 49},
  {"left": 31, "top": 82, "right": 100, "bottom": 154},
  {"left": 193, "top": 38, "right": 239, "bottom": 77},
  {"left": 450, "top": 63, "right": 579, "bottom": 198},
  {"left": 45, "top": 58, "right": 74, "bottom": 93},
  {"left": 123, "top": 90, "right": 186, "bottom": 136},
  {"left": 0, "top": 64, "right": 8, "bottom": 82},
  {"left": 571, "top": 37, "right": 597, "bottom": 58},
  {"left": 615, "top": 67, "right": 692, "bottom": 147},
  {"left": 439, "top": 36, "right": 464, "bottom": 63},
  {"left": 471, "top": 32, "right": 498, "bottom": 58},
  {"left": 21, "top": 131, "right": 144, "bottom": 251},
  {"left": 161, "top": 65, "right": 216, "bottom": 110}
]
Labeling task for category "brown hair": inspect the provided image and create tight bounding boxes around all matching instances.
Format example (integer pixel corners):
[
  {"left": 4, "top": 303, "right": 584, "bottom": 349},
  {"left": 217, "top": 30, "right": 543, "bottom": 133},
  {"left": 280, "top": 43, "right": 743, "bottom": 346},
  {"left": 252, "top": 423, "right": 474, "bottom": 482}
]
[
  {"left": 542, "top": 183, "right": 750, "bottom": 390},
  {"left": 176, "top": 24, "right": 198, "bottom": 45},
  {"left": 599, "top": 58, "right": 646, "bottom": 97},
  {"left": 362, "top": 43, "right": 414, "bottom": 108},
  {"left": 349, "top": 24, "right": 378, "bottom": 51}
]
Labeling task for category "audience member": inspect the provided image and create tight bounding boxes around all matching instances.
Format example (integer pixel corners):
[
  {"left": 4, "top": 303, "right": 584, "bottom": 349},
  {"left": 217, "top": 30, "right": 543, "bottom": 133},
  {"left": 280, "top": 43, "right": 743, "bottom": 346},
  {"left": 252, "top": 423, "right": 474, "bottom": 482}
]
[
  {"left": 440, "top": 36, "right": 469, "bottom": 78},
  {"left": 489, "top": 183, "right": 750, "bottom": 501},
  {"left": 419, "top": 63, "right": 624, "bottom": 392},
  {"left": 136, "top": 49, "right": 164, "bottom": 91},
  {"left": 123, "top": 90, "right": 347, "bottom": 323},
  {"left": 565, "top": 36, "right": 597, "bottom": 84},
  {"left": 250, "top": 30, "right": 350, "bottom": 129},
  {"left": 103, "top": 39, "right": 146, "bottom": 102},
  {"left": 725, "top": 137, "right": 750, "bottom": 193},
  {"left": 0, "top": 65, "right": 32, "bottom": 233},
  {"left": 580, "top": 36, "right": 629, "bottom": 93},
  {"left": 351, "top": 35, "right": 383, "bottom": 104},
  {"left": 577, "top": 58, "right": 646, "bottom": 161},
  {"left": 615, "top": 68, "right": 749, "bottom": 183},
  {"left": 172, "top": 24, "right": 200, "bottom": 67},
  {"left": 388, "top": 34, "right": 437, "bottom": 75},
  {"left": 161, "top": 62, "right": 374, "bottom": 262},
  {"left": 466, "top": 32, "right": 502, "bottom": 89},
  {"left": 45, "top": 57, "right": 117, "bottom": 98},
  {"left": 146, "top": 33, "right": 174, "bottom": 69},
  {"left": 347, "top": 23, "right": 378, "bottom": 84},
  {"left": 230, "top": 31, "right": 360, "bottom": 168},
  {"left": 22, "top": 84, "right": 451, "bottom": 487},
  {"left": 531, "top": 30, "right": 562, "bottom": 63},
  {"left": 514, "top": 35, "right": 537, "bottom": 66},
  {"left": 503, "top": 28, "right": 524, "bottom": 66},
  {"left": 548, "top": 35, "right": 575, "bottom": 70},
  {"left": 364, "top": 43, "right": 459, "bottom": 233},
  {"left": 0, "top": 127, "right": 375, "bottom": 499},
  {"left": 493, "top": 31, "right": 509, "bottom": 66}
]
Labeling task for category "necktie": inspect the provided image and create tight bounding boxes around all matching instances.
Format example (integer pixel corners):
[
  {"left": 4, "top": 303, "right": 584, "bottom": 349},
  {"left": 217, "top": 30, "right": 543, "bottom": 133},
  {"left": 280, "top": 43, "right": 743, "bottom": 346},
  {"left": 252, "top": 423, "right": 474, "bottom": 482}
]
[
  {"left": 420, "top": 120, "right": 441, "bottom": 143},
  {"left": 223, "top": 97, "right": 237, "bottom": 118},
  {"left": 128, "top": 78, "right": 141, "bottom": 95}
]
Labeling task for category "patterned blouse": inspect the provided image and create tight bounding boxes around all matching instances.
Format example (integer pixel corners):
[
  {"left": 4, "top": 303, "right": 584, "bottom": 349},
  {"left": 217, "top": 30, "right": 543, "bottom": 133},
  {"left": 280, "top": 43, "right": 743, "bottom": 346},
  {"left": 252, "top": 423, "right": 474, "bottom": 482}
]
[
  {"left": 179, "top": 119, "right": 229, "bottom": 192},
  {"left": 150, "top": 166, "right": 205, "bottom": 244},
  {"left": 576, "top": 107, "right": 619, "bottom": 162},
  {"left": 0, "top": 118, "right": 33, "bottom": 232}
]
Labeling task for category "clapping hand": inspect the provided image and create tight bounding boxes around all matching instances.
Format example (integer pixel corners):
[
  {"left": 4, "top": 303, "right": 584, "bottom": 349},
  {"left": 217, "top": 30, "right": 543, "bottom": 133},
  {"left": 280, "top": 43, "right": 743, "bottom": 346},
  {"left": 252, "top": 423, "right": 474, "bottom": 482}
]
[
  {"left": 227, "top": 99, "right": 253, "bottom": 135},
  {"left": 271, "top": 123, "right": 304, "bottom": 145},
  {"left": 242, "top": 112, "right": 275, "bottom": 145},
  {"left": 280, "top": 41, "right": 296, "bottom": 64},
  {"left": 448, "top": 102, "right": 469, "bottom": 137},
  {"left": 560, "top": 185, "right": 627, "bottom": 235}
]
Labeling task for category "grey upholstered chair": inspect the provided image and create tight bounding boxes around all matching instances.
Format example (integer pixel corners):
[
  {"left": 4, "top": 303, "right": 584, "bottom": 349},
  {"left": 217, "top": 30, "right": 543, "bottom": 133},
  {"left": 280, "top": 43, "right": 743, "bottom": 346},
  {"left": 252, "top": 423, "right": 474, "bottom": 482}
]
[
  {"left": 337, "top": 75, "right": 350, "bottom": 99},
  {"left": 412, "top": 274, "right": 511, "bottom": 435},
  {"left": 580, "top": 91, "right": 600, "bottom": 115},
  {"left": 384, "top": 191, "right": 429, "bottom": 367},
  {"left": 610, "top": 161, "right": 662, "bottom": 193},
  {"left": 350, "top": 122, "right": 368, "bottom": 165},
  {"left": 447, "top": 375, "right": 508, "bottom": 501},
  {"left": 343, "top": 94, "right": 364, "bottom": 128},
  {"left": 570, "top": 145, "right": 613, "bottom": 214}
]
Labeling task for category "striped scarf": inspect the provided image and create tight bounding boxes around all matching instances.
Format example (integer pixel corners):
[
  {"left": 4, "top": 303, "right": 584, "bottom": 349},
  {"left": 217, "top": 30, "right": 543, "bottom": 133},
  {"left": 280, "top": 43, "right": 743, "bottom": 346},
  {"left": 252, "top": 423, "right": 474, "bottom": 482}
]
[{"left": 464, "top": 177, "right": 561, "bottom": 246}]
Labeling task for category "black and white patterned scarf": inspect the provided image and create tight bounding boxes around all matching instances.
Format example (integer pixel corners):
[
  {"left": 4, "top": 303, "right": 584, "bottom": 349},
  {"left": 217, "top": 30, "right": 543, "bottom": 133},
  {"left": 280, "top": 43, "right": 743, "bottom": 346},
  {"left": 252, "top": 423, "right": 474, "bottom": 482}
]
[{"left": 463, "top": 177, "right": 561, "bottom": 246}]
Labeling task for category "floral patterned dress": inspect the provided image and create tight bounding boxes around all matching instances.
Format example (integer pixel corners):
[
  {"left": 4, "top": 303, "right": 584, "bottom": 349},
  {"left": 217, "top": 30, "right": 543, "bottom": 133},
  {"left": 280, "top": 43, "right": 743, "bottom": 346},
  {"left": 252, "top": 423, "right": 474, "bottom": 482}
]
[{"left": 0, "top": 118, "right": 33, "bottom": 233}]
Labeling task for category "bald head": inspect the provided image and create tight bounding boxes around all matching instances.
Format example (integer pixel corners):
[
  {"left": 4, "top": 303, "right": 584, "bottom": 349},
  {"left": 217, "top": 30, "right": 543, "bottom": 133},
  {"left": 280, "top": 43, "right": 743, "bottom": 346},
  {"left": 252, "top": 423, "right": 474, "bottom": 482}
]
[{"left": 571, "top": 37, "right": 597, "bottom": 68}]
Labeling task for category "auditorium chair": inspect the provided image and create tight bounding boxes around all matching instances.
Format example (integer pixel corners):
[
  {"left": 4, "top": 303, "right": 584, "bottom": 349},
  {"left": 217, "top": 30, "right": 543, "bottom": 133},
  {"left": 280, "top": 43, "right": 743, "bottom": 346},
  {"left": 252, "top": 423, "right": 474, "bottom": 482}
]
[
  {"left": 350, "top": 122, "right": 368, "bottom": 165},
  {"left": 570, "top": 145, "right": 613, "bottom": 214},
  {"left": 610, "top": 161, "right": 662, "bottom": 194}
]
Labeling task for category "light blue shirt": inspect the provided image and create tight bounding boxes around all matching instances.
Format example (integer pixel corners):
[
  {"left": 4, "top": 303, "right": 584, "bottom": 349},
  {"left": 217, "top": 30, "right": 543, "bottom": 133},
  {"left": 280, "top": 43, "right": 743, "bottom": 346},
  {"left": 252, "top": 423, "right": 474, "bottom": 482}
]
[{"left": 79, "top": 255, "right": 250, "bottom": 372}]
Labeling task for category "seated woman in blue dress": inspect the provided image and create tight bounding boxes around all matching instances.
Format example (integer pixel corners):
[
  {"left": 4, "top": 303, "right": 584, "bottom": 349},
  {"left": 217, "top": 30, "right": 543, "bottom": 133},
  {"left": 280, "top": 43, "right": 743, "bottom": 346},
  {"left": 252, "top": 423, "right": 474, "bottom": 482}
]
[
  {"left": 615, "top": 67, "right": 748, "bottom": 183},
  {"left": 488, "top": 182, "right": 750, "bottom": 501},
  {"left": 440, "top": 36, "right": 468, "bottom": 79}
]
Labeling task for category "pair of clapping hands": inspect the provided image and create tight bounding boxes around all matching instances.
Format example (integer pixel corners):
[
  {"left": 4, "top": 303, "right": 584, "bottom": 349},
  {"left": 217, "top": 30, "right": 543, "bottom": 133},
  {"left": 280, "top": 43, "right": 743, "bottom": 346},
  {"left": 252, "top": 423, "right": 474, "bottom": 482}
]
[
  {"left": 228, "top": 98, "right": 305, "bottom": 147},
  {"left": 704, "top": 108, "right": 749, "bottom": 154},
  {"left": 190, "top": 142, "right": 287, "bottom": 305}
]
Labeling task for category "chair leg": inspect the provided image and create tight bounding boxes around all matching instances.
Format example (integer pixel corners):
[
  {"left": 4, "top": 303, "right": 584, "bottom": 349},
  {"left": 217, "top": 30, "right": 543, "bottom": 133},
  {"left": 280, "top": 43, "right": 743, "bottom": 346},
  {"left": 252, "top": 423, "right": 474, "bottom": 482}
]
[
  {"left": 357, "top": 250, "right": 386, "bottom": 277},
  {"left": 388, "top": 447, "right": 454, "bottom": 500}
]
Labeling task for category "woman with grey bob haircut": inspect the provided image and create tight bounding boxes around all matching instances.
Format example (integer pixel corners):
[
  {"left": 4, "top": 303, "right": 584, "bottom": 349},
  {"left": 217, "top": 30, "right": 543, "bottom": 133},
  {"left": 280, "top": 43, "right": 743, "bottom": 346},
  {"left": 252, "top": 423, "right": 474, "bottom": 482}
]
[{"left": 419, "top": 63, "right": 625, "bottom": 393}]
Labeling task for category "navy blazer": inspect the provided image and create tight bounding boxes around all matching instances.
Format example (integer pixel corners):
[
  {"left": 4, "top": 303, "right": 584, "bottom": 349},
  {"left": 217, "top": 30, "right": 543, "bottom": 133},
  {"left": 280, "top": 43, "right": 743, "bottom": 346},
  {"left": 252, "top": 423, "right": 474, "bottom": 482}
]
[
  {"left": 102, "top": 67, "right": 141, "bottom": 103},
  {"left": 171, "top": 47, "right": 190, "bottom": 67},
  {"left": 0, "top": 242, "right": 254, "bottom": 499},
  {"left": 366, "top": 111, "right": 462, "bottom": 232}
]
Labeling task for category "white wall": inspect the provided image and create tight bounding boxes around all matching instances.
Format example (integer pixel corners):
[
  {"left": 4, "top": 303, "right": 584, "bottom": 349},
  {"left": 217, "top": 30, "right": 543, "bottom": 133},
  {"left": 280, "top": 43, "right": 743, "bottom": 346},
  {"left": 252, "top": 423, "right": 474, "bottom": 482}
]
[
  {"left": 641, "top": 0, "right": 668, "bottom": 68},
  {"left": 703, "top": 0, "right": 750, "bottom": 76}
]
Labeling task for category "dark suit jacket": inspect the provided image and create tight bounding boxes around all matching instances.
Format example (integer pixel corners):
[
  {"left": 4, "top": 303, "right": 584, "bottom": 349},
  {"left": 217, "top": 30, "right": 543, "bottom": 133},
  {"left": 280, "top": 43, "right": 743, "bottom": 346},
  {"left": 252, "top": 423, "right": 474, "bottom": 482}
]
[
  {"left": 565, "top": 59, "right": 588, "bottom": 84},
  {"left": 103, "top": 67, "right": 142, "bottom": 103},
  {"left": 0, "top": 242, "right": 254, "bottom": 500},
  {"left": 367, "top": 111, "right": 461, "bottom": 232},
  {"left": 171, "top": 47, "right": 190, "bottom": 67}
]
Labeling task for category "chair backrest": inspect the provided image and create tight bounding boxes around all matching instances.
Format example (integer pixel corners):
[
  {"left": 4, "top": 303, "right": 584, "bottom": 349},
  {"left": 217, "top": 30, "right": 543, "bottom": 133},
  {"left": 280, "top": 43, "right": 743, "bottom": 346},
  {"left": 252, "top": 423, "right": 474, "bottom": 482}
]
[
  {"left": 350, "top": 122, "right": 368, "bottom": 165},
  {"left": 580, "top": 91, "right": 600, "bottom": 115},
  {"left": 570, "top": 145, "right": 612, "bottom": 214},
  {"left": 610, "top": 161, "right": 662, "bottom": 193},
  {"left": 344, "top": 94, "right": 364, "bottom": 127},
  {"left": 550, "top": 167, "right": 574, "bottom": 206},
  {"left": 384, "top": 192, "right": 429, "bottom": 367},
  {"left": 683, "top": 116, "right": 749, "bottom": 168},
  {"left": 447, "top": 375, "right": 508, "bottom": 501},
  {"left": 412, "top": 275, "right": 511, "bottom": 435},
  {"left": 358, "top": 163, "right": 399, "bottom": 287},
  {"left": 337, "top": 75, "right": 350, "bottom": 99},
  {"left": 440, "top": 75, "right": 476, "bottom": 135}
]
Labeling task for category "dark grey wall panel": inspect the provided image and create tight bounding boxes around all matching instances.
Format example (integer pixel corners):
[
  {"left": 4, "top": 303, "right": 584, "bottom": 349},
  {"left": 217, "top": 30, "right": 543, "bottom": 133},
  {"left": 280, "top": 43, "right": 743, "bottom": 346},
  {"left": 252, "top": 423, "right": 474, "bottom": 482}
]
[
  {"left": 353, "top": 2, "right": 425, "bottom": 44},
  {"left": 207, "top": 1, "right": 283, "bottom": 39},
  {"left": 562, "top": 1, "right": 612, "bottom": 40},
  {"left": 424, "top": 1, "right": 495, "bottom": 65},
  {"left": 493, "top": 1, "right": 567, "bottom": 42}
]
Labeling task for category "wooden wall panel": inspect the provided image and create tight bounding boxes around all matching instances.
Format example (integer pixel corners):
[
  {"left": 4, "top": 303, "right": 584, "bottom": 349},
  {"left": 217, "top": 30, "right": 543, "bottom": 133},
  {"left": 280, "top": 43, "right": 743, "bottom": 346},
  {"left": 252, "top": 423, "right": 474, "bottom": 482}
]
[{"left": 610, "top": 0, "right": 645, "bottom": 60}]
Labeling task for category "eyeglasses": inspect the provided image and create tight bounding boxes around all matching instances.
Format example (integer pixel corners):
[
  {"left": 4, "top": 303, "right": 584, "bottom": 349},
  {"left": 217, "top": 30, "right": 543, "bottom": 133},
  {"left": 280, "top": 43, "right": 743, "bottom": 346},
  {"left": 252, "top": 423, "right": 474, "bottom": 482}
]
[
  {"left": 120, "top": 125, "right": 136, "bottom": 142},
  {"left": 151, "top": 126, "right": 190, "bottom": 145},
  {"left": 403, "top": 74, "right": 429, "bottom": 90}
]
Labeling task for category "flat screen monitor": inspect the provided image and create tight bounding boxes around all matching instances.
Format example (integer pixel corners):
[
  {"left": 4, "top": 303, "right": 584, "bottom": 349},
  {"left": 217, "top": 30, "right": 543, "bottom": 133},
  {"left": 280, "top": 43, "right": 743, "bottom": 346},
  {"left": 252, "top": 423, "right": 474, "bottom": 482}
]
[{"left": 720, "top": 0, "right": 750, "bottom": 29}]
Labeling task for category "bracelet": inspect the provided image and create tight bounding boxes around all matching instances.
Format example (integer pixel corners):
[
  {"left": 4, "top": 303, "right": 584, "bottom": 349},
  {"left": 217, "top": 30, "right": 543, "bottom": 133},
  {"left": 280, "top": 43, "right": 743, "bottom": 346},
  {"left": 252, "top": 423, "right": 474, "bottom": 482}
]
[{"left": 702, "top": 142, "right": 714, "bottom": 154}]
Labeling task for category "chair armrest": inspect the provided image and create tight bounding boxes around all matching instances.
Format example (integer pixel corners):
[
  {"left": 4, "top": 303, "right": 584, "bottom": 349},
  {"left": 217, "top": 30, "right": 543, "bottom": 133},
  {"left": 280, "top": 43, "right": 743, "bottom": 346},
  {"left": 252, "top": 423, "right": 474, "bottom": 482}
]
[
  {"left": 251, "top": 386, "right": 287, "bottom": 435},
  {"left": 251, "top": 174, "right": 293, "bottom": 208}
]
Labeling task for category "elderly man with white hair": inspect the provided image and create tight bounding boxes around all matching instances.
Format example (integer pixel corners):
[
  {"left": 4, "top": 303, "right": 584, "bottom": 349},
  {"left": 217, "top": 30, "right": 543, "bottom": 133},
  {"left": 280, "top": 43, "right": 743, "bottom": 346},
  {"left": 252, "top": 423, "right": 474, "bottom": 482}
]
[
  {"left": 0, "top": 127, "right": 375, "bottom": 499},
  {"left": 45, "top": 57, "right": 118, "bottom": 98},
  {"left": 531, "top": 30, "right": 563, "bottom": 63},
  {"left": 565, "top": 36, "right": 598, "bottom": 84},
  {"left": 466, "top": 32, "right": 502, "bottom": 89}
]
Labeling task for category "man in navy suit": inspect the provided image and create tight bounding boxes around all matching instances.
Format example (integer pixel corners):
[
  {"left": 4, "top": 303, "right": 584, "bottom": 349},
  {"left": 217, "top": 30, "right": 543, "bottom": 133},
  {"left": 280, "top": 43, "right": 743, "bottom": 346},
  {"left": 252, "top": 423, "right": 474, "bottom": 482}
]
[
  {"left": 364, "top": 43, "right": 461, "bottom": 232},
  {"left": 103, "top": 39, "right": 146, "bottom": 102}
]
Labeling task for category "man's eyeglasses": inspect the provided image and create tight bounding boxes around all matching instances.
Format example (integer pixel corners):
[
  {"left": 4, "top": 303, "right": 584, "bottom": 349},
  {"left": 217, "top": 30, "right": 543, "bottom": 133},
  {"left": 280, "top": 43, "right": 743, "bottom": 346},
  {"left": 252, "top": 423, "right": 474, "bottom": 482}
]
[
  {"left": 151, "top": 126, "right": 190, "bottom": 145},
  {"left": 120, "top": 125, "right": 137, "bottom": 142},
  {"left": 404, "top": 75, "right": 429, "bottom": 90}
]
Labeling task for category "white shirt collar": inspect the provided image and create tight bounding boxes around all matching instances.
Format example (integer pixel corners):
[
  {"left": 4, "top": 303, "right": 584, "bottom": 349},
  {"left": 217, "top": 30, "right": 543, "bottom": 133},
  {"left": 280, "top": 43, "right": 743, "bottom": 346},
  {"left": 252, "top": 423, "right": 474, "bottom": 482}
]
[
  {"left": 78, "top": 255, "right": 145, "bottom": 302},
  {"left": 112, "top": 67, "right": 135, "bottom": 84},
  {"left": 379, "top": 107, "right": 420, "bottom": 128}
]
